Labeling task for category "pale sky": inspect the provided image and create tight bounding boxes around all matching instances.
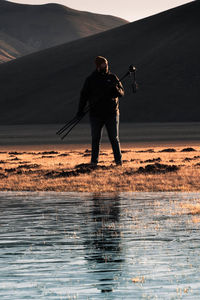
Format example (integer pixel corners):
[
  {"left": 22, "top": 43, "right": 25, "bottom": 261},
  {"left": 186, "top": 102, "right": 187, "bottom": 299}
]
[{"left": 8, "top": 0, "right": 194, "bottom": 21}]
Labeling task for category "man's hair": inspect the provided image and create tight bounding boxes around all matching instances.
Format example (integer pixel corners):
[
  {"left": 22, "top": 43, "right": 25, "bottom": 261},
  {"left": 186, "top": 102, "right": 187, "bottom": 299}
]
[{"left": 95, "top": 56, "right": 108, "bottom": 68}]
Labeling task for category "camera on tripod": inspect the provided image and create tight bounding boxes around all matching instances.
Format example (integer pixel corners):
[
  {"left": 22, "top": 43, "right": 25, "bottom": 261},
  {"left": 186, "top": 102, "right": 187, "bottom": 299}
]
[{"left": 129, "top": 65, "right": 136, "bottom": 73}]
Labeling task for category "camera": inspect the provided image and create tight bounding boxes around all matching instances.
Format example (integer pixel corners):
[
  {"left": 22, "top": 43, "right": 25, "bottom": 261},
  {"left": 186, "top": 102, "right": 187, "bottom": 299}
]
[{"left": 129, "top": 65, "right": 136, "bottom": 72}]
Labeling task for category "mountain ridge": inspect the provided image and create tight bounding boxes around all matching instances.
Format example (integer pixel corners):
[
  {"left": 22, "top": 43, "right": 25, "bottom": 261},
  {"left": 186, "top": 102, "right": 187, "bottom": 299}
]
[
  {"left": 0, "top": 0, "right": 128, "bottom": 63},
  {"left": 0, "top": 1, "right": 199, "bottom": 124}
]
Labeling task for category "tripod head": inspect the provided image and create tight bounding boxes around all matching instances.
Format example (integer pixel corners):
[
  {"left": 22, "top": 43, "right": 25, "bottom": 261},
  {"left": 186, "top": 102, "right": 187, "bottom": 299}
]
[
  {"left": 120, "top": 65, "right": 136, "bottom": 81},
  {"left": 128, "top": 65, "right": 136, "bottom": 73},
  {"left": 119, "top": 64, "right": 137, "bottom": 93}
]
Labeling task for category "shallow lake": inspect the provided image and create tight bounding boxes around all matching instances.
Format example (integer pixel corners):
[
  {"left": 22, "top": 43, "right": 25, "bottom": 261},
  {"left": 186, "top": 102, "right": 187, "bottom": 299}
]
[
  {"left": 1, "top": 123, "right": 200, "bottom": 147},
  {"left": 0, "top": 192, "right": 200, "bottom": 299}
]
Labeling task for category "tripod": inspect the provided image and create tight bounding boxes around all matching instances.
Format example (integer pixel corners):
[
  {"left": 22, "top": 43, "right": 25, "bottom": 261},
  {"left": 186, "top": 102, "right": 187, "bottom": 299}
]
[{"left": 56, "top": 65, "right": 137, "bottom": 140}]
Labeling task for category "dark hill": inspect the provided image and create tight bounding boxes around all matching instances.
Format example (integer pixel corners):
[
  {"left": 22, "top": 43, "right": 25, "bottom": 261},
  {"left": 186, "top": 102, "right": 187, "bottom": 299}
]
[
  {"left": 0, "top": 1, "right": 199, "bottom": 124},
  {"left": 0, "top": 0, "right": 128, "bottom": 62},
  {"left": 0, "top": 31, "right": 34, "bottom": 63}
]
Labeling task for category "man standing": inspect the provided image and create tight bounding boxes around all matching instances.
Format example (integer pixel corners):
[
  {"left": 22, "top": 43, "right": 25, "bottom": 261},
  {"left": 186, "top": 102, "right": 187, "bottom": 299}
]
[{"left": 77, "top": 56, "right": 124, "bottom": 165}]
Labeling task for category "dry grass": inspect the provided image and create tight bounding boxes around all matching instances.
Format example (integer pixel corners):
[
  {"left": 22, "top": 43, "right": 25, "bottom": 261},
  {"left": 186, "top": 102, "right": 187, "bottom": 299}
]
[{"left": 0, "top": 145, "right": 200, "bottom": 192}]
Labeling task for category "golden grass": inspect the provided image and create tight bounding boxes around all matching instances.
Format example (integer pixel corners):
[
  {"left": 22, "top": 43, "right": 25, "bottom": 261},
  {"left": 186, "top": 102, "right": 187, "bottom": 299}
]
[
  {"left": 131, "top": 277, "right": 145, "bottom": 284},
  {"left": 180, "top": 203, "right": 200, "bottom": 215},
  {"left": 0, "top": 145, "right": 200, "bottom": 192}
]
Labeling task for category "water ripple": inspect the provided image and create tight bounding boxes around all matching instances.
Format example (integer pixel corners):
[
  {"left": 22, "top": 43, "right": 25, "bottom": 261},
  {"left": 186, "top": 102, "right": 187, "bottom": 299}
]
[{"left": 0, "top": 192, "right": 200, "bottom": 299}]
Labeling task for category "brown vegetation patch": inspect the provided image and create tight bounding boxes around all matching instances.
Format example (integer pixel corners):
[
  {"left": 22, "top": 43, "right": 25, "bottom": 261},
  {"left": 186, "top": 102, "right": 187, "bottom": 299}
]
[
  {"left": 39, "top": 151, "right": 59, "bottom": 155},
  {"left": 159, "top": 148, "right": 176, "bottom": 153},
  {"left": 184, "top": 157, "right": 193, "bottom": 162},
  {"left": 17, "top": 164, "right": 40, "bottom": 169},
  {"left": 26, "top": 152, "right": 40, "bottom": 155},
  {"left": 0, "top": 173, "right": 7, "bottom": 178},
  {"left": 130, "top": 159, "right": 141, "bottom": 163},
  {"left": 4, "top": 164, "right": 40, "bottom": 175},
  {"left": 17, "top": 169, "right": 45, "bottom": 175},
  {"left": 8, "top": 152, "right": 25, "bottom": 155},
  {"left": 83, "top": 151, "right": 108, "bottom": 157},
  {"left": 10, "top": 157, "right": 20, "bottom": 161},
  {"left": 5, "top": 168, "right": 16, "bottom": 173},
  {"left": 136, "top": 149, "right": 155, "bottom": 153},
  {"left": 137, "top": 163, "right": 180, "bottom": 174},
  {"left": 143, "top": 158, "right": 161, "bottom": 163},
  {"left": 85, "top": 149, "right": 91, "bottom": 153},
  {"left": 181, "top": 147, "right": 196, "bottom": 152},
  {"left": 121, "top": 150, "right": 132, "bottom": 153},
  {"left": 45, "top": 164, "right": 112, "bottom": 179},
  {"left": 183, "top": 156, "right": 200, "bottom": 162}
]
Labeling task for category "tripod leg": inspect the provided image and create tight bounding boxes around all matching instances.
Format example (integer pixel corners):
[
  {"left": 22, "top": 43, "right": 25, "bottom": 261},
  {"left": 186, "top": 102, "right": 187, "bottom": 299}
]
[
  {"left": 61, "top": 117, "right": 82, "bottom": 140},
  {"left": 132, "top": 70, "right": 137, "bottom": 93},
  {"left": 56, "top": 116, "right": 79, "bottom": 135}
]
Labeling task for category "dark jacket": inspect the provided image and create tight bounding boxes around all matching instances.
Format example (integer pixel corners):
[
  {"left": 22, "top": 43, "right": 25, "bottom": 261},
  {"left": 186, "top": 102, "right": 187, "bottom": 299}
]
[{"left": 78, "top": 69, "right": 124, "bottom": 118}]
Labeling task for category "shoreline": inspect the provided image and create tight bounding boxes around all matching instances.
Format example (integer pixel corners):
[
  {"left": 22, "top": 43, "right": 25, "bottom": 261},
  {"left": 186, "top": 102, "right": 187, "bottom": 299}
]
[{"left": 1, "top": 122, "right": 200, "bottom": 149}]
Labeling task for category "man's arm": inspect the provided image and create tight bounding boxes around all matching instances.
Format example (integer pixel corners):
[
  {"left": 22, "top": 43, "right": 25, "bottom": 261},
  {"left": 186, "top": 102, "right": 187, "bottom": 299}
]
[
  {"left": 77, "top": 77, "right": 90, "bottom": 117},
  {"left": 109, "top": 75, "right": 125, "bottom": 98},
  {"left": 115, "top": 77, "right": 125, "bottom": 98}
]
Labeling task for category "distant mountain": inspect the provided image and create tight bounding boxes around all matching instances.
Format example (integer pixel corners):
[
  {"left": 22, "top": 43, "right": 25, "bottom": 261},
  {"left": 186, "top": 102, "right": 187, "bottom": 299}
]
[
  {"left": 0, "top": 31, "right": 35, "bottom": 63},
  {"left": 0, "top": 1, "right": 199, "bottom": 124},
  {"left": 0, "top": 0, "right": 128, "bottom": 63}
]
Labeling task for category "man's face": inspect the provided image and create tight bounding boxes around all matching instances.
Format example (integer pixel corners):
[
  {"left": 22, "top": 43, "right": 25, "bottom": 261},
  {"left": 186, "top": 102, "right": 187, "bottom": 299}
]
[{"left": 98, "top": 62, "right": 108, "bottom": 74}]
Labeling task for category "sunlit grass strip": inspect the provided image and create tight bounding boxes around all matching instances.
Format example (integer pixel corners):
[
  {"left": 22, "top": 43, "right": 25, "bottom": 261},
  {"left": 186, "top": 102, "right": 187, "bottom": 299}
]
[{"left": 0, "top": 146, "right": 200, "bottom": 192}]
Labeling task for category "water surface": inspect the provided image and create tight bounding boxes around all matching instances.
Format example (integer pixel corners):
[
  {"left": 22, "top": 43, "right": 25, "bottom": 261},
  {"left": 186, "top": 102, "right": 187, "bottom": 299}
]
[
  {"left": 0, "top": 192, "right": 200, "bottom": 299},
  {"left": 1, "top": 123, "right": 200, "bottom": 146}
]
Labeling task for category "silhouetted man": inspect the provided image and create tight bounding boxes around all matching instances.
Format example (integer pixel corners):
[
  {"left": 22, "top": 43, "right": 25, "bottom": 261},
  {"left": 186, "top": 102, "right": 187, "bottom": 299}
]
[{"left": 77, "top": 56, "right": 124, "bottom": 165}]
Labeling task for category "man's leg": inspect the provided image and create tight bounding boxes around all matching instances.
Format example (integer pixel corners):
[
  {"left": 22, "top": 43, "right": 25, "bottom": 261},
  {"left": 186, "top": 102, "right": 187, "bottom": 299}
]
[
  {"left": 105, "top": 114, "right": 122, "bottom": 165},
  {"left": 90, "top": 116, "right": 104, "bottom": 164}
]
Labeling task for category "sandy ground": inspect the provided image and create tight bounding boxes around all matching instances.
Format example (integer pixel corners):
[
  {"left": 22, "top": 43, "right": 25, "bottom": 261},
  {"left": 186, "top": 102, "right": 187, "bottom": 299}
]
[{"left": 0, "top": 123, "right": 200, "bottom": 192}]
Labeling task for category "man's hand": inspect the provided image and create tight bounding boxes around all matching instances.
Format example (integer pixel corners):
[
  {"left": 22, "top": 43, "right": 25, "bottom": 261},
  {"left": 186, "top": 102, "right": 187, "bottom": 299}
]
[{"left": 108, "top": 83, "right": 124, "bottom": 98}]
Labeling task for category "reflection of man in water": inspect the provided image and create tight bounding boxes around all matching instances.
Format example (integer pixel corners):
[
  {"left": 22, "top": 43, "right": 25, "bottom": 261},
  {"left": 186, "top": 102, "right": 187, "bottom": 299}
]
[{"left": 84, "top": 195, "right": 124, "bottom": 294}]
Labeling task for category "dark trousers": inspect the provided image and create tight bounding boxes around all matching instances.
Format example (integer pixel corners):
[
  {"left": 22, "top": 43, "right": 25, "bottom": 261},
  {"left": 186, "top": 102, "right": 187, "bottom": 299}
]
[{"left": 90, "top": 114, "right": 122, "bottom": 164}]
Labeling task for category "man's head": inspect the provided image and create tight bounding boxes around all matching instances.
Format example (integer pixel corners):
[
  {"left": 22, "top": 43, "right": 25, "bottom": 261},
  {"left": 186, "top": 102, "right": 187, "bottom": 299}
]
[{"left": 95, "top": 56, "right": 108, "bottom": 74}]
